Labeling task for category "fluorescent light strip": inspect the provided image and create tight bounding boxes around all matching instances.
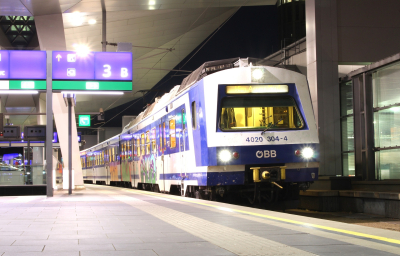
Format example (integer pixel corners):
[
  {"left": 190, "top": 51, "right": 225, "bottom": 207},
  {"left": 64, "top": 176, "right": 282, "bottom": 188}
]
[
  {"left": 0, "top": 90, "right": 38, "bottom": 94},
  {"left": 61, "top": 91, "right": 124, "bottom": 95}
]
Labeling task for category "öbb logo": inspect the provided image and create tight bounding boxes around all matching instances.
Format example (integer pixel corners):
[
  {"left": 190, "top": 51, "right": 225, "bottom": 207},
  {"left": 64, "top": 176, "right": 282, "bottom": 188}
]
[{"left": 256, "top": 150, "right": 276, "bottom": 158}]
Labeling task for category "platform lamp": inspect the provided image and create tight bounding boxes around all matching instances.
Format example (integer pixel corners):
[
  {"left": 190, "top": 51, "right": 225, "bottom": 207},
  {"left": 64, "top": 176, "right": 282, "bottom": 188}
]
[{"left": 63, "top": 93, "right": 76, "bottom": 195}]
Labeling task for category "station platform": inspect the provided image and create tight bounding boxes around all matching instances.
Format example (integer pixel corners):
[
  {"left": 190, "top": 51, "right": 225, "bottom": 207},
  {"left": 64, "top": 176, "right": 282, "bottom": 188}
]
[{"left": 0, "top": 186, "right": 400, "bottom": 256}]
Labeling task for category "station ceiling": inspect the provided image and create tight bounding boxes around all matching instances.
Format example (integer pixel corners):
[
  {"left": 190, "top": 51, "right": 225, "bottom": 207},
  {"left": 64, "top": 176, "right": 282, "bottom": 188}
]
[{"left": 0, "top": 0, "right": 276, "bottom": 126}]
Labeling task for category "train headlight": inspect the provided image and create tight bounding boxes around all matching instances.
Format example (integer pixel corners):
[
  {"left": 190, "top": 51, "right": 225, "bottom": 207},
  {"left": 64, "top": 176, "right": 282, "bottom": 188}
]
[
  {"left": 219, "top": 150, "right": 231, "bottom": 162},
  {"left": 301, "top": 147, "right": 314, "bottom": 159},
  {"left": 252, "top": 68, "right": 264, "bottom": 80}
]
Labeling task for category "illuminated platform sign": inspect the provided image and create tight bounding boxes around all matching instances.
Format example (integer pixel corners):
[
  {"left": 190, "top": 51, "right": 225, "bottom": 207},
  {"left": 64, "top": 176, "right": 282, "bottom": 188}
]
[
  {"left": 0, "top": 50, "right": 47, "bottom": 90},
  {"left": 78, "top": 115, "right": 91, "bottom": 127},
  {"left": 52, "top": 51, "right": 132, "bottom": 91}
]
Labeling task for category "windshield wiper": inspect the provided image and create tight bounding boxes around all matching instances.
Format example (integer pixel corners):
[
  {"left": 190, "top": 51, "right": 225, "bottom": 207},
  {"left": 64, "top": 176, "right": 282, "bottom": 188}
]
[{"left": 261, "top": 117, "right": 283, "bottom": 135}]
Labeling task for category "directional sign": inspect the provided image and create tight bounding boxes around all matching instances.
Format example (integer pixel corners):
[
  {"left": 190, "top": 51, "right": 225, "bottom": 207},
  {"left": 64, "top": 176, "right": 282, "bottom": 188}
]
[
  {"left": 78, "top": 115, "right": 91, "bottom": 127},
  {"left": 94, "top": 52, "right": 132, "bottom": 80},
  {"left": 0, "top": 50, "right": 46, "bottom": 80},
  {"left": 52, "top": 51, "right": 132, "bottom": 82},
  {"left": 9, "top": 51, "right": 47, "bottom": 79},
  {"left": 52, "top": 51, "right": 95, "bottom": 80},
  {"left": 0, "top": 50, "right": 10, "bottom": 79}
]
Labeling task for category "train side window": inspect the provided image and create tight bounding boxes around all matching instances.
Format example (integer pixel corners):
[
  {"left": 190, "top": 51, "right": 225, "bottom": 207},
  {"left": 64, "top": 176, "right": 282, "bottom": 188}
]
[
  {"left": 122, "top": 141, "right": 126, "bottom": 160},
  {"left": 141, "top": 133, "right": 145, "bottom": 156},
  {"left": 159, "top": 124, "right": 162, "bottom": 153},
  {"left": 151, "top": 128, "right": 156, "bottom": 153},
  {"left": 146, "top": 131, "right": 150, "bottom": 155},
  {"left": 163, "top": 122, "right": 166, "bottom": 151},
  {"left": 169, "top": 119, "right": 176, "bottom": 148},
  {"left": 136, "top": 137, "right": 140, "bottom": 156},
  {"left": 182, "top": 109, "right": 186, "bottom": 130},
  {"left": 191, "top": 101, "right": 196, "bottom": 130}
]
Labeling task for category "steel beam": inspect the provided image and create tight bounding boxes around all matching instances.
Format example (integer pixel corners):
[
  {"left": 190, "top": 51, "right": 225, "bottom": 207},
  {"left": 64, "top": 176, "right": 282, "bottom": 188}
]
[
  {"left": 101, "top": 0, "right": 106, "bottom": 52},
  {"left": 45, "top": 51, "right": 53, "bottom": 197}
]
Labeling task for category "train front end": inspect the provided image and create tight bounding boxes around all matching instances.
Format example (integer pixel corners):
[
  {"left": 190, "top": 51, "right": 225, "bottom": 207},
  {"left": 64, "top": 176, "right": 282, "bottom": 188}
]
[{"left": 200, "top": 65, "right": 319, "bottom": 202}]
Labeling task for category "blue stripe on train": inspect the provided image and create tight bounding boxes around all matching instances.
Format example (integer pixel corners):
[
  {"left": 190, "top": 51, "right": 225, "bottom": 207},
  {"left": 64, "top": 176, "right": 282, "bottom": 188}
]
[
  {"left": 83, "top": 175, "right": 140, "bottom": 180},
  {"left": 159, "top": 168, "right": 318, "bottom": 186},
  {"left": 159, "top": 171, "right": 244, "bottom": 186},
  {"left": 285, "top": 168, "right": 318, "bottom": 182}
]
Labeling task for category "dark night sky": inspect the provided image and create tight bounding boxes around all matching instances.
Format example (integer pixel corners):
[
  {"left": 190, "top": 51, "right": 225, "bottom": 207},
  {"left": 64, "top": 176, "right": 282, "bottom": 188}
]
[{"left": 91, "top": 5, "right": 279, "bottom": 130}]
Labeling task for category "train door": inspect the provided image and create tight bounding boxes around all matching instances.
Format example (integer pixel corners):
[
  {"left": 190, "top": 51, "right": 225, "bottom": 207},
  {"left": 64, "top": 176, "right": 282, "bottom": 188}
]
[
  {"left": 178, "top": 108, "right": 187, "bottom": 195},
  {"left": 162, "top": 120, "right": 168, "bottom": 192},
  {"left": 180, "top": 108, "right": 187, "bottom": 175},
  {"left": 158, "top": 120, "right": 165, "bottom": 192},
  {"left": 130, "top": 136, "right": 134, "bottom": 187},
  {"left": 106, "top": 148, "right": 110, "bottom": 185},
  {"left": 92, "top": 154, "right": 96, "bottom": 184}
]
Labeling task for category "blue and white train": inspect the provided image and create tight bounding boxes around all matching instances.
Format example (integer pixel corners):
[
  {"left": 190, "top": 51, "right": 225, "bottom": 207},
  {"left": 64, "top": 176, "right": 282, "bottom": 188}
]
[{"left": 80, "top": 57, "right": 319, "bottom": 205}]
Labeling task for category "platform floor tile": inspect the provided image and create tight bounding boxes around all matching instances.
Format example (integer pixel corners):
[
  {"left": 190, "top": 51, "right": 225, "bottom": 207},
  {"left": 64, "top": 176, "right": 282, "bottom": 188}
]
[{"left": 1, "top": 184, "right": 400, "bottom": 256}]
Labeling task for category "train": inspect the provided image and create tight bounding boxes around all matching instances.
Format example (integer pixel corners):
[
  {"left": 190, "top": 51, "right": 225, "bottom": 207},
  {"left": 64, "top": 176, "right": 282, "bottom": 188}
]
[{"left": 80, "top": 57, "right": 319, "bottom": 206}]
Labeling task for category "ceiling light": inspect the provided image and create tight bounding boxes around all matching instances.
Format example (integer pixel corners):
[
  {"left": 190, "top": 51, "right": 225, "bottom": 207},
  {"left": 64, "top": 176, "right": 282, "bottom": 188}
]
[
  {"left": 88, "top": 19, "right": 96, "bottom": 25},
  {"left": 60, "top": 91, "right": 124, "bottom": 95},
  {"left": 149, "top": 0, "right": 156, "bottom": 5},
  {"left": 71, "top": 11, "right": 84, "bottom": 26},
  {"left": 0, "top": 90, "right": 38, "bottom": 94}
]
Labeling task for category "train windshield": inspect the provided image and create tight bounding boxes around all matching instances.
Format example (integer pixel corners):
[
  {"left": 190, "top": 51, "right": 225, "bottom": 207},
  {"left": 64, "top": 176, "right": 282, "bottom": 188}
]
[{"left": 220, "top": 96, "right": 304, "bottom": 131}]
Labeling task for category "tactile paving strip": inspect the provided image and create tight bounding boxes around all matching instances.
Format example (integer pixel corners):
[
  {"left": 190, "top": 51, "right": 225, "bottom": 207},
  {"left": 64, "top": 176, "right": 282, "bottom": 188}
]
[{"left": 106, "top": 193, "right": 316, "bottom": 256}]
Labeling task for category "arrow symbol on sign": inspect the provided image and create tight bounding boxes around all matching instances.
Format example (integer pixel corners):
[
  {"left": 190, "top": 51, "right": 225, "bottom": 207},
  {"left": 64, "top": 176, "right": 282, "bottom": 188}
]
[{"left": 56, "top": 54, "right": 62, "bottom": 62}]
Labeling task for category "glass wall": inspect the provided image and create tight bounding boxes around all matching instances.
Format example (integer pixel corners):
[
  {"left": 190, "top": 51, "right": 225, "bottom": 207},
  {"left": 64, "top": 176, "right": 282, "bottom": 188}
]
[
  {"left": 0, "top": 146, "right": 46, "bottom": 186},
  {"left": 373, "top": 62, "right": 400, "bottom": 179},
  {"left": 340, "top": 81, "right": 355, "bottom": 176}
]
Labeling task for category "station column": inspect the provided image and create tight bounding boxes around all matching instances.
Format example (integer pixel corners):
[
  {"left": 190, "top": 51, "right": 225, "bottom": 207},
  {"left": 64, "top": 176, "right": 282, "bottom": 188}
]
[
  {"left": 306, "top": 0, "right": 341, "bottom": 176},
  {"left": 34, "top": 13, "right": 84, "bottom": 189}
]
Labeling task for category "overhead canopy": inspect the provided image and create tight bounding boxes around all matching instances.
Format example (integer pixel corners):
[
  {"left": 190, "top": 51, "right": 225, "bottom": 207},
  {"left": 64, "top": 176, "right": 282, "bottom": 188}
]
[{"left": 0, "top": 0, "right": 276, "bottom": 125}]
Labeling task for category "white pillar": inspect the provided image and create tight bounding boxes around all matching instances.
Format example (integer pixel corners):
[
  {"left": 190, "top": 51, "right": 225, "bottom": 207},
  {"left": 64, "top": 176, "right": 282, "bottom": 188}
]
[
  {"left": 35, "top": 13, "right": 84, "bottom": 188},
  {"left": 306, "top": 0, "right": 341, "bottom": 176}
]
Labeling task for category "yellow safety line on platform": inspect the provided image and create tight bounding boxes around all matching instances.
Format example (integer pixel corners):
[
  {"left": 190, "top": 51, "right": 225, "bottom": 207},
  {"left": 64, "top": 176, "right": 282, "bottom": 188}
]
[{"left": 123, "top": 188, "right": 400, "bottom": 246}]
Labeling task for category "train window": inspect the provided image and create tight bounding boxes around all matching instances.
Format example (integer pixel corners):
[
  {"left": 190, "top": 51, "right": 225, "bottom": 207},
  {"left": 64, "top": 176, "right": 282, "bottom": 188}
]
[
  {"left": 220, "top": 96, "right": 304, "bottom": 131},
  {"left": 126, "top": 140, "right": 129, "bottom": 159},
  {"left": 169, "top": 119, "right": 176, "bottom": 148},
  {"left": 136, "top": 137, "right": 140, "bottom": 156},
  {"left": 151, "top": 128, "right": 156, "bottom": 153},
  {"left": 145, "top": 131, "right": 150, "bottom": 155},
  {"left": 141, "top": 133, "right": 145, "bottom": 156},
  {"left": 159, "top": 124, "right": 162, "bottom": 153},
  {"left": 163, "top": 122, "right": 166, "bottom": 151},
  {"left": 131, "top": 138, "right": 134, "bottom": 158},
  {"left": 122, "top": 142, "right": 125, "bottom": 160},
  {"left": 182, "top": 109, "right": 186, "bottom": 130},
  {"left": 191, "top": 101, "right": 197, "bottom": 130}
]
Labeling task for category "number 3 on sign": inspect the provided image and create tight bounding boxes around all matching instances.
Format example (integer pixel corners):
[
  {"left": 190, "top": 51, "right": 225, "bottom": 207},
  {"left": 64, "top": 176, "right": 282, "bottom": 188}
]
[{"left": 103, "top": 65, "right": 111, "bottom": 77}]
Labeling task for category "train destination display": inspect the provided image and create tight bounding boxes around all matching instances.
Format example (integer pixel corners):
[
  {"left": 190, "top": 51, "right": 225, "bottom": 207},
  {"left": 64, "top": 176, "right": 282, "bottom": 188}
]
[
  {"left": 0, "top": 50, "right": 47, "bottom": 90},
  {"left": 52, "top": 51, "right": 132, "bottom": 91}
]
